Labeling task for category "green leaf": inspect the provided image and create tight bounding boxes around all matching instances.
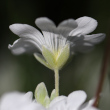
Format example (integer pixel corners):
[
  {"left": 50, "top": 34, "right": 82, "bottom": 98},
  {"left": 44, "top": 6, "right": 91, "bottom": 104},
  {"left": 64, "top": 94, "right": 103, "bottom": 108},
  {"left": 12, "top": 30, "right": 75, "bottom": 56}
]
[
  {"left": 34, "top": 53, "right": 52, "bottom": 69},
  {"left": 50, "top": 89, "right": 56, "bottom": 101},
  {"left": 35, "top": 82, "right": 49, "bottom": 105},
  {"left": 42, "top": 46, "right": 56, "bottom": 69},
  {"left": 56, "top": 44, "right": 70, "bottom": 69}
]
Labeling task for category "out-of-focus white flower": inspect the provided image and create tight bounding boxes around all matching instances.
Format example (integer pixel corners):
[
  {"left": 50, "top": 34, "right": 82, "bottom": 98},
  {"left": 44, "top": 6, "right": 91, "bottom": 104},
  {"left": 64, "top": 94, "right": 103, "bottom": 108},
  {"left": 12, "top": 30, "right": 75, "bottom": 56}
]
[
  {"left": 8, "top": 16, "right": 105, "bottom": 70},
  {"left": 0, "top": 91, "right": 45, "bottom": 110},
  {"left": 49, "top": 90, "right": 98, "bottom": 110},
  {"left": 0, "top": 90, "right": 98, "bottom": 110}
]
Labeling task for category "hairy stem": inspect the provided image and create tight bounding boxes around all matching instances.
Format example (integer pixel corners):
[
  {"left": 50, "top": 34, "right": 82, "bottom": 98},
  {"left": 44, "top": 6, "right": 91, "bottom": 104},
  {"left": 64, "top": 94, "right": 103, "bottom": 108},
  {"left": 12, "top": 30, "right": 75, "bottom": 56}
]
[{"left": 54, "top": 69, "right": 59, "bottom": 96}]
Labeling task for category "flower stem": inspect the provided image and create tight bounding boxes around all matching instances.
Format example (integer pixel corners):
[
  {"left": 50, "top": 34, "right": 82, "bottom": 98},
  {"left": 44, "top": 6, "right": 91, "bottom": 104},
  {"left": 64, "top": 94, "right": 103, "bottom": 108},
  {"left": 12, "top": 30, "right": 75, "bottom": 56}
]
[
  {"left": 93, "top": 32, "right": 110, "bottom": 107},
  {"left": 54, "top": 69, "right": 59, "bottom": 96}
]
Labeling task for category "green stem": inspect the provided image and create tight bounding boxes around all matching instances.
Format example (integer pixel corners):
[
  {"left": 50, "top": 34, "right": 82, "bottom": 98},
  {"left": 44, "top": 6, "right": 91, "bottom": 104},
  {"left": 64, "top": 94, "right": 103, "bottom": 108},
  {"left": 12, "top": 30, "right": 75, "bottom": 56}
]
[{"left": 54, "top": 69, "right": 59, "bottom": 96}]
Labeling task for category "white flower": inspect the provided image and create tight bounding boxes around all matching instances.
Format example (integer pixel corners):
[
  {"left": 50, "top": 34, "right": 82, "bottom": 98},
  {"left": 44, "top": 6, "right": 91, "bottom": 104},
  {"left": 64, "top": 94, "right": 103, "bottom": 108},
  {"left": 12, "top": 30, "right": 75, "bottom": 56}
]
[
  {"left": 8, "top": 16, "right": 105, "bottom": 70},
  {"left": 48, "top": 90, "right": 98, "bottom": 110},
  {"left": 0, "top": 91, "right": 44, "bottom": 110},
  {"left": 0, "top": 91, "right": 98, "bottom": 110}
]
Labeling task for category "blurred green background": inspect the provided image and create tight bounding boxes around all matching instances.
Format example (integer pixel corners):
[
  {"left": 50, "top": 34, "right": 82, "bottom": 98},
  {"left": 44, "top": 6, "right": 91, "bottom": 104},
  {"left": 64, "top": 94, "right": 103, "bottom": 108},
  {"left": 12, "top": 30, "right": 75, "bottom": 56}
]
[{"left": 0, "top": 0, "right": 110, "bottom": 109}]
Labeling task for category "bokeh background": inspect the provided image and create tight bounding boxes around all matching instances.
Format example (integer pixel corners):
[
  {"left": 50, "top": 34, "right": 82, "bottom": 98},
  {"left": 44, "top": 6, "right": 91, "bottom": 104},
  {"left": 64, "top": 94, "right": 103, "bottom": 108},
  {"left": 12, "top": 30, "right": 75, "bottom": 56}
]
[{"left": 0, "top": 0, "right": 110, "bottom": 109}]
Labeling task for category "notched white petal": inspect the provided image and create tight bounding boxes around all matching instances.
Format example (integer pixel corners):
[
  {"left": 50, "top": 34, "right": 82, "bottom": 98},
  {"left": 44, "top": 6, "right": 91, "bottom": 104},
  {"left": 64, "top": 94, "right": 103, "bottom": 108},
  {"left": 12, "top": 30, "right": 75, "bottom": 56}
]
[
  {"left": 79, "top": 100, "right": 98, "bottom": 110},
  {"left": 0, "top": 91, "right": 38, "bottom": 110},
  {"left": 49, "top": 96, "right": 67, "bottom": 108},
  {"left": 8, "top": 38, "right": 40, "bottom": 55},
  {"left": 67, "top": 90, "right": 87, "bottom": 109},
  {"left": 35, "top": 17, "right": 57, "bottom": 33},
  {"left": 72, "top": 43, "right": 94, "bottom": 53},
  {"left": 67, "top": 35, "right": 84, "bottom": 43},
  {"left": 49, "top": 101, "right": 66, "bottom": 110},
  {"left": 24, "top": 92, "right": 33, "bottom": 101},
  {"left": 69, "top": 16, "right": 98, "bottom": 36},
  {"left": 79, "top": 98, "right": 96, "bottom": 110},
  {"left": 79, "top": 106, "right": 98, "bottom": 110},
  {"left": 84, "top": 33, "right": 106, "bottom": 44},
  {"left": 9, "top": 24, "right": 45, "bottom": 47},
  {"left": 8, "top": 44, "right": 25, "bottom": 55},
  {"left": 58, "top": 19, "right": 78, "bottom": 29},
  {"left": 9, "top": 24, "right": 42, "bottom": 37},
  {"left": 57, "top": 19, "right": 78, "bottom": 37}
]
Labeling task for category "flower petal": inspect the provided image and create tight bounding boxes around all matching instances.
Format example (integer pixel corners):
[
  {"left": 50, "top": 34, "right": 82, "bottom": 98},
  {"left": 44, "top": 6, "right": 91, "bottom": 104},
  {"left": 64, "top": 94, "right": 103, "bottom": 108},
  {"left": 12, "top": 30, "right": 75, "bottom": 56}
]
[
  {"left": 0, "top": 91, "right": 46, "bottom": 110},
  {"left": 80, "top": 106, "right": 98, "bottom": 110},
  {"left": 42, "top": 31, "right": 67, "bottom": 52},
  {"left": 69, "top": 35, "right": 94, "bottom": 53},
  {"left": 71, "top": 42, "right": 94, "bottom": 53},
  {"left": 0, "top": 92, "right": 33, "bottom": 110},
  {"left": 24, "top": 92, "right": 33, "bottom": 101},
  {"left": 67, "top": 90, "right": 87, "bottom": 109},
  {"left": 79, "top": 99, "right": 98, "bottom": 110},
  {"left": 69, "top": 16, "right": 98, "bottom": 36},
  {"left": 8, "top": 38, "right": 40, "bottom": 55},
  {"left": 49, "top": 96, "right": 67, "bottom": 110},
  {"left": 49, "top": 96, "right": 67, "bottom": 108},
  {"left": 9, "top": 24, "right": 45, "bottom": 47},
  {"left": 49, "top": 100, "right": 66, "bottom": 110},
  {"left": 26, "top": 103, "right": 46, "bottom": 110},
  {"left": 84, "top": 33, "right": 105, "bottom": 44},
  {"left": 35, "top": 17, "right": 57, "bottom": 33},
  {"left": 80, "top": 99, "right": 96, "bottom": 110},
  {"left": 67, "top": 35, "right": 84, "bottom": 43},
  {"left": 57, "top": 19, "right": 78, "bottom": 37}
]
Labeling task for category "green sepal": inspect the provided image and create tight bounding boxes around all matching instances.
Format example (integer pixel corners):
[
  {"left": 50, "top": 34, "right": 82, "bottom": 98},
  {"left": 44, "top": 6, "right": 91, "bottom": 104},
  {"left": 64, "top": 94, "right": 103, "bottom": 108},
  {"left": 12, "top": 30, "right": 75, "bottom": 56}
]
[
  {"left": 43, "top": 96, "right": 50, "bottom": 108},
  {"left": 35, "top": 82, "right": 49, "bottom": 106},
  {"left": 42, "top": 46, "right": 56, "bottom": 69},
  {"left": 34, "top": 53, "right": 52, "bottom": 70},
  {"left": 50, "top": 89, "right": 56, "bottom": 101},
  {"left": 56, "top": 44, "right": 70, "bottom": 69}
]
